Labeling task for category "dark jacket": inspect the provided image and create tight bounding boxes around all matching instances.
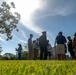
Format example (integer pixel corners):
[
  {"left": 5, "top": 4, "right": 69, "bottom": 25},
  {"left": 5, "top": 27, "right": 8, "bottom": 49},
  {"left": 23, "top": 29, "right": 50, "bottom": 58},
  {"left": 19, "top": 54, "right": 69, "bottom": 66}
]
[
  {"left": 39, "top": 35, "right": 47, "bottom": 50},
  {"left": 67, "top": 39, "right": 73, "bottom": 51}
]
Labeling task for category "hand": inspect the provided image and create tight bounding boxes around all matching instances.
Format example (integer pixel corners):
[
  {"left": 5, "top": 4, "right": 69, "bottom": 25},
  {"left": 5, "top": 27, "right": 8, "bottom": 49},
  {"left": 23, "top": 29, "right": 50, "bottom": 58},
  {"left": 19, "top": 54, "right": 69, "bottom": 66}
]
[{"left": 15, "top": 48, "right": 18, "bottom": 51}]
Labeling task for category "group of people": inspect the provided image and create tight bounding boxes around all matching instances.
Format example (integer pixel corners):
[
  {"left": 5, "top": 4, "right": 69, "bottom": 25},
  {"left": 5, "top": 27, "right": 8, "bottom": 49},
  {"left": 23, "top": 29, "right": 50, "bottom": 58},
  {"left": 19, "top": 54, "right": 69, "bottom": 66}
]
[
  {"left": 28, "top": 31, "right": 76, "bottom": 60},
  {"left": 67, "top": 33, "right": 76, "bottom": 60},
  {"left": 28, "top": 31, "right": 52, "bottom": 60},
  {"left": 15, "top": 31, "right": 76, "bottom": 60}
]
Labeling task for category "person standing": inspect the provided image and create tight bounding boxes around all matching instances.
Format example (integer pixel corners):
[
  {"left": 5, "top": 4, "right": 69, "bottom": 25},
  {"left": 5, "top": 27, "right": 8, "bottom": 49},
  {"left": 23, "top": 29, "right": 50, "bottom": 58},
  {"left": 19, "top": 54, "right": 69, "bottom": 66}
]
[
  {"left": 72, "top": 33, "right": 76, "bottom": 58},
  {"left": 54, "top": 31, "right": 67, "bottom": 60},
  {"left": 33, "top": 40, "right": 38, "bottom": 60},
  {"left": 16, "top": 44, "right": 22, "bottom": 60},
  {"left": 67, "top": 36, "right": 75, "bottom": 60},
  {"left": 28, "top": 34, "right": 33, "bottom": 60},
  {"left": 36, "top": 38, "right": 40, "bottom": 50},
  {"left": 47, "top": 40, "right": 52, "bottom": 60},
  {"left": 39, "top": 31, "right": 48, "bottom": 60}
]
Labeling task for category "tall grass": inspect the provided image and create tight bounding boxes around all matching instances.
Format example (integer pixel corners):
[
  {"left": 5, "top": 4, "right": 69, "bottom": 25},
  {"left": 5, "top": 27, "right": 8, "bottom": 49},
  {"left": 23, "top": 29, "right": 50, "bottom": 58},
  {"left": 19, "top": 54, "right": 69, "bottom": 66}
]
[{"left": 0, "top": 60, "right": 76, "bottom": 75}]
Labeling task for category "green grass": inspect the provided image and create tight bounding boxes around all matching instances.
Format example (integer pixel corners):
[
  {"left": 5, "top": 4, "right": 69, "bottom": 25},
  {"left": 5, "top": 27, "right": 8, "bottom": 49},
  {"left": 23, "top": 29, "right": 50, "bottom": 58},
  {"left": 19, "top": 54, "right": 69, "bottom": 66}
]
[{"left": 0, "top": 60, "right": 76, "bottom": 75}]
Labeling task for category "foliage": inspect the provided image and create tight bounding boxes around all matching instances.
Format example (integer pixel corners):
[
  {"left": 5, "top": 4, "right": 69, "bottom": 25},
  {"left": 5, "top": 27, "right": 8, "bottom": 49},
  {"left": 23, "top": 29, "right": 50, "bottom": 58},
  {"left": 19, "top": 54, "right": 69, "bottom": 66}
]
[
  {"left": 0, "top": 2, "right": 20, "bottom": 40},
  {"left": 0, "top": 60, "right": 76, "bottom": 75},
  {"left": 0, "top": 55, "right": 2, "bottom": 59},
  {"left": 0, "top": 45, "right": 3, "bottom": 55},
  {"left": 3, "top": 53, "right": 15, "bottom": 60},
  {"left": 22, "top": 51, "right": 28, "bottom": 60}
]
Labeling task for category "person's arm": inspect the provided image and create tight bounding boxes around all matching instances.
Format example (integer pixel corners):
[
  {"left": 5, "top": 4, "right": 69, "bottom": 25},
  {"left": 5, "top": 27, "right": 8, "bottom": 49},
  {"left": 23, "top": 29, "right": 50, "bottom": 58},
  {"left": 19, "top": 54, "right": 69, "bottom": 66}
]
[
  {"left": 54, "top": 39, "right": 57, "bottom": 47},
  {"left": 49, "top": 44, "right": 52, "bottom": 49},
  {"left": 72, "top": 37, "right": 75, "bottom": 44},
  {"left": 39, "top": 36, "right": 41, "bottom": 47},
  {"left": 63, "top": 36, "right": 67, "bottom": 43},
  {"left": 15, "top": 48, "right": 18, "bottom": 51}
]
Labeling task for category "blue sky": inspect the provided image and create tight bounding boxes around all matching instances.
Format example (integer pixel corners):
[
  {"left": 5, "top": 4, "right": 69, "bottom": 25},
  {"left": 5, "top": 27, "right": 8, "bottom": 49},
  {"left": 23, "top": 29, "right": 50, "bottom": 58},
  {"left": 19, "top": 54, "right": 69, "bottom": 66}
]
[{"left": 0, "top": 0, "right": 76, "bottom": 55}]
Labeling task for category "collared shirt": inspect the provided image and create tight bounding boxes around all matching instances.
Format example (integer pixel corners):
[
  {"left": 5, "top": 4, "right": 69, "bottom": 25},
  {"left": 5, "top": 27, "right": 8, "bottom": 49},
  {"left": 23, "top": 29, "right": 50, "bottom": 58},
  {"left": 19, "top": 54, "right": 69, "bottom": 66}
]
[
  {"left": 55, "top": 34, "right": 66, "bottom": 44},
  {"left": 28, "top": 38, "right": 33, "bottom": 47}
]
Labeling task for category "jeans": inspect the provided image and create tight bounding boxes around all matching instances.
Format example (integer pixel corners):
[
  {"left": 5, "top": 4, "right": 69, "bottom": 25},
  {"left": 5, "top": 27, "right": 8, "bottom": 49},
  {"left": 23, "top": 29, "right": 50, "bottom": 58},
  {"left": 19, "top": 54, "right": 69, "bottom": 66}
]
[{"left": 18, "top": 53, "right": 22, "bottom": 60}]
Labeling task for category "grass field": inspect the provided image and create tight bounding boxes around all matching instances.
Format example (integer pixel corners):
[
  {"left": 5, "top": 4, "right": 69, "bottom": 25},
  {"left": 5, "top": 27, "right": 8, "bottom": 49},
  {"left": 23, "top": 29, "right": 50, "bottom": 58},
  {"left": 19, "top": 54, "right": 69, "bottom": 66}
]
[{"left": 0, "top": 60, "right": 76, "bottom": 75}]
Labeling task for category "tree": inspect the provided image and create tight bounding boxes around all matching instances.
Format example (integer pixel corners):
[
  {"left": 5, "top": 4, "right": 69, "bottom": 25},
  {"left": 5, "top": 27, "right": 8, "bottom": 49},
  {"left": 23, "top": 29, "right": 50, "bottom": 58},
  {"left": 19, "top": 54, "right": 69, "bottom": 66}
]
[
  {"left": 0, "top": 55, "right": 2, "bottom": 59},
  {"left": 3, "top": 53, "right": 15, "bottom": 60},
  {"left": 0, "top": 2, "right": 20, "bottom": 40},
  {"left": 23, "top": 43, "right": 28, "bottom": 51},
  {"left": 22, "top": 51, "right": 28, "bottom": 60}
]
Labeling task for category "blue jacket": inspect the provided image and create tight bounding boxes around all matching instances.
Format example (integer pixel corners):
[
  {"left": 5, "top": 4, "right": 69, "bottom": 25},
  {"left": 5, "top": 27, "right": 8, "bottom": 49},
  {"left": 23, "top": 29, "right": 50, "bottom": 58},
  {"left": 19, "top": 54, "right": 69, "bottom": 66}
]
[{"left": 18, "top": 46, "right": 22, "bottom": 53}]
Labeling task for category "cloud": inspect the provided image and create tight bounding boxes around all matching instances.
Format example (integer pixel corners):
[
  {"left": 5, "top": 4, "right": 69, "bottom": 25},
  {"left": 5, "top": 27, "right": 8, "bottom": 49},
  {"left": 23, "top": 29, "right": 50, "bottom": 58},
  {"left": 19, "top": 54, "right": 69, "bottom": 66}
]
[
  {"left": 0, "top": 0, "right": 10, "bottom": 5},
  {"left": 0, "top": 34, "right": 7, "bottom": 43},
  {"left": 20, "top": 30, "right": 28, "bottom": 40},
  {"left": 16, "top": 36, "right": 27, "bottom": 43},
  {"left": 33, "top": 0, "right": 76, "bottom": 19},
  {"left": 7, "top": 0, "right": 44, "bottom": 35},
  {"left": 21, "top": 20, "right": 43, "bottom": 35},
  {"left": 18, "top": 39, "right": 27, "bottom": 43},
  {"left": 0, "top": 0, "right": 6, "bottom": 4},
  {"left": 0, "top": 37, "right": 6, "bottom": 43},
  {"left": 12, "top": 33, "right": 27, "bottom": 43}
]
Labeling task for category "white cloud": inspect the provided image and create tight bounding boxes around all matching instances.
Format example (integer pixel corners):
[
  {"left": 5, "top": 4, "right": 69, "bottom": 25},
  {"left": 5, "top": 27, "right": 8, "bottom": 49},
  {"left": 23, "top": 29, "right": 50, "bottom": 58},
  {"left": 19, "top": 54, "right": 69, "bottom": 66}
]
[
  {"left": 0, "top": 37, "right": 6, "bottom": 43},
  {"left": 20, "top": 30, "right": 28, "bottom": 40},
  {"left": 12, "top": 34, "right": 27, "bottom": 43},
  {"left": 18, "top": 39, "right": 27, "bottom": 43},
  {"left": 7, "top": 0, "right": 44, "bottom": 35},
  {"left": 21, "top": 20, "right": 43, "bottom": 35}
]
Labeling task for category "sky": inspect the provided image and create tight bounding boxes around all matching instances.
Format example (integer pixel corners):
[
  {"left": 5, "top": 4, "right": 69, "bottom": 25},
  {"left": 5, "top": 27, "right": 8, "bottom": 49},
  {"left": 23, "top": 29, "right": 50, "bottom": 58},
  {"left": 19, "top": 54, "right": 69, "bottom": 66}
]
[{"left": 0, "top": 0, "right": 76, "bottom": 55}]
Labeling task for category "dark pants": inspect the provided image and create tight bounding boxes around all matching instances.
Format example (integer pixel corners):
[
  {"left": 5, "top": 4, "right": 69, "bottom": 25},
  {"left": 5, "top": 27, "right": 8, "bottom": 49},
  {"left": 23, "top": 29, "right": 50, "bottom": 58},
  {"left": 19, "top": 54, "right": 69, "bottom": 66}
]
[
  {"left": 47, "top": 51, "right": 51, "bottom": 56},
  {"left": 40, "top": 50, "right": 47, "bottom": 60},
  {"left": 18, "top": 53, "right": 22, "bottom": 60}
]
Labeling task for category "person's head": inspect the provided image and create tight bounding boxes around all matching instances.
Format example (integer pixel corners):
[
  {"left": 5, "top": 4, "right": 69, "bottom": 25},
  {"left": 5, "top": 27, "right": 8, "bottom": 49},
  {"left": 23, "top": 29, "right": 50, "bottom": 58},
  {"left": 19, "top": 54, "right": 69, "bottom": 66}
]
[
  {"left": 42, "top": 31, "right": 46, "bottom": 35},
  {"left": 67, "top": 36, "right": 71, "bottom": 40},
  {"left": 30, "top": 34, "right": 33, "bottom": 38},
  {"left": 47, "top": 40, "right": 49, "bottom": 43},
  {"left": 74, "top": 33, "right": 76, "bottom": 36},
  {"left": 18, "top": 44, "right": 22, "bottom": 47},
  {"left": 33, "top": 40, "right": 36, "bottom": 43},
  {"left": 58, "top": 31, "right": 62, "bottom": 35}
]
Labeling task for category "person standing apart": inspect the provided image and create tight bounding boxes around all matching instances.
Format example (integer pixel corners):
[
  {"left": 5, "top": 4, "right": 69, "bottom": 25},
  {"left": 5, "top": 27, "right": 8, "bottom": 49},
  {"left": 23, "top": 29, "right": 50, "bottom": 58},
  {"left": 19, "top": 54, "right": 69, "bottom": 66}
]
[
  {"left": 67, "top": 36, "right": 75, "bottom": 60},
  {"left": 72, "top": 33, "right": 76, "bottom": 58},
  {"left": 39, "top": 31, "right": 48, "bottom": 60},
  {"left": 16, "top": 44, "right": 22, "bottom": 60},
  {"left": 54, "top": 31, "right": 67, "bottom": 60},
  {"left": 28, "top": 34, "right": 33, "bottom": 60}
]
